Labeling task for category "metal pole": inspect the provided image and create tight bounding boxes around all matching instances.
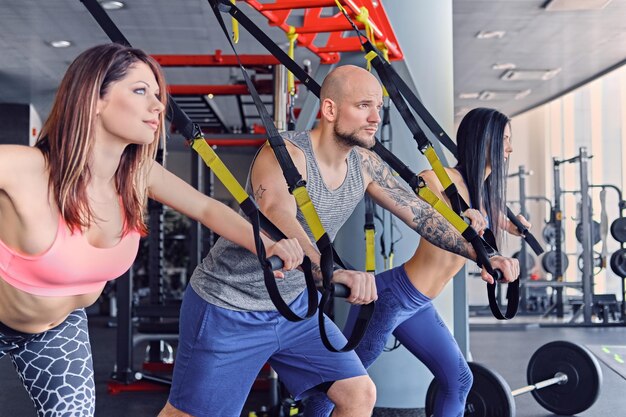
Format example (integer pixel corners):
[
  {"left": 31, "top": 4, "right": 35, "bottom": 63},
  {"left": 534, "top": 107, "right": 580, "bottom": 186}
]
[
  {"left": 553, "top": 158, "right": 564, "bottom": 318},
  {"left": 518, "top": 166, "right": 529, "bottom": 311},
  {"left": 274, "top": 65, "right": 288, "bottom": 132},
  {"left": 579, "top": 147, "right": 594, "bottom": 324}
]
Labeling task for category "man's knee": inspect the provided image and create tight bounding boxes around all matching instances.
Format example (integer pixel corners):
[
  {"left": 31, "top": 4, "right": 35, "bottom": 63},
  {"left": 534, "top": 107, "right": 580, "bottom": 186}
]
[
  {"left": 327, "top": 375, "right": 376, "bottom": 410},
  {"left": 158, "top": 401, "right": 195, "bottom": 417}
]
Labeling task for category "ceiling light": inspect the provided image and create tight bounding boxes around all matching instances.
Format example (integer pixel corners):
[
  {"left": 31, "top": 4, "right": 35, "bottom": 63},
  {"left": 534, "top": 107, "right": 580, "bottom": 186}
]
[
  {"left": 100, "top": 1, "right": 125, "bottom": 10},
  {"left": 49, "top": 40, "right": 72, "bottom": 48},
  {"left": 207, "top": 94, "right": 214, "bottom": 100},
  {"left": 478, "top": 89, "right": 531, "bottom": 101},
  {"left": 458, "top": 92, "right": 480, "bottom": 99},
  {"left": 476, "top": 30, "right": 506, "bottom": 40},
  {"left": 542, "top": 0, "right": 612, "bottom": 11},
  {"left": 492, "top": 63, "right": 517, "bottom": 70},
  {"left": 500, "top": 68, "right": 562, "bottom": 81}
]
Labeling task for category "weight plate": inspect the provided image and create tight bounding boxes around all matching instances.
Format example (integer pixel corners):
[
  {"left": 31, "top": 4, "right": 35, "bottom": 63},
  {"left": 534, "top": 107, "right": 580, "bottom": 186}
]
[
  {"left": 610, "top": 248, "right": 626, "bottom": 278},
  {"left": 527, "top": 340, "right": 602, "bottom": 415},
  {"left": 425, "top": 362, "right": 514, "bottom": 417},
  {"left": 575, "top": 221, "right": 601, "bottom": 245},
  {"left": 542, "top": 222, "right": 564, "bottom": 245},
  {"left": 610, "top": 217, "right": 626, "bottom": 243},
  {"left": 577, "top": 251, "right": 604, "bottom": 275},
  {"left": 541, "top": 251, "right": 569, "bottom": 275}
]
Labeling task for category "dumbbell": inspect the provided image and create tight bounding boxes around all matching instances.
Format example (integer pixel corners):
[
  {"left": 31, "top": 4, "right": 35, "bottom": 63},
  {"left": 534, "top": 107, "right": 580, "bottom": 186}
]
[{"left": 425, "top": 340, "right": 602, "bottom": 417}]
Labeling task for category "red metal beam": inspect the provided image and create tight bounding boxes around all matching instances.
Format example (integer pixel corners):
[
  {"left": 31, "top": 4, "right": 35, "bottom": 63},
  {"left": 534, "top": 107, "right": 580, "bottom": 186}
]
[
  {"left": 243, "top": 0, "right": 403, "bottom": 62},
  {"left": 168, "top": 80, "right": 273, "bottom": 96},
  {"left": 203, "top": 139, "right": 266, "bottom": 147},
  {"left": 152, "top": 50, "right": 279, "bottom": 67}
]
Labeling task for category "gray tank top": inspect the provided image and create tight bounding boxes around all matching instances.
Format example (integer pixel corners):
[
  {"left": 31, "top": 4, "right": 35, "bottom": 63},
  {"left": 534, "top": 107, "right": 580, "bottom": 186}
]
[{"left": 190, "top": 130, "right": 365, "bottom": 311}]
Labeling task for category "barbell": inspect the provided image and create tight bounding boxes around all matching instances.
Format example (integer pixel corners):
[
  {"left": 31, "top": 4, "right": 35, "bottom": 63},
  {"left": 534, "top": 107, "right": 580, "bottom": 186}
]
[{"left": 425, "top": 340, "right": 602, "bottom": 417}]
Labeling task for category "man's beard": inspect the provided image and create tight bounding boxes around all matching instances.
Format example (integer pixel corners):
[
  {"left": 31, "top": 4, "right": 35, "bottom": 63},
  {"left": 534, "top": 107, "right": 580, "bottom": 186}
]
[{"left": 333, "top": 125, "right": 371, "bottom": 148}]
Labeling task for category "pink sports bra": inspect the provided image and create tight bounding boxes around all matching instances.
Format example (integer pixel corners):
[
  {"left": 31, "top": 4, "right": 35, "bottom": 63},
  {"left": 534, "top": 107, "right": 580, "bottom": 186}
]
[{"left": 0, "top": 214, "right": 140, "bottom": 297}]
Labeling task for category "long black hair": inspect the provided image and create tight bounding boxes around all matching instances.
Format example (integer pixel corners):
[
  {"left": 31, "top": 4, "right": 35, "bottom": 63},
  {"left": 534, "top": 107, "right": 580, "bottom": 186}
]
[{"left": 455, "top": 108, "right": 510, "bottom": 241}]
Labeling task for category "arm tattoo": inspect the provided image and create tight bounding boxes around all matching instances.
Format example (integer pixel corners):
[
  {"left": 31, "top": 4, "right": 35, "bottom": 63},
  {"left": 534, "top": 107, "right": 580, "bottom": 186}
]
[
  {"left": 360, "top": 149, "right": 476, "bottom": 260},
  {"left": 254, "top": 184, "right": 266, "bottom": 200}
]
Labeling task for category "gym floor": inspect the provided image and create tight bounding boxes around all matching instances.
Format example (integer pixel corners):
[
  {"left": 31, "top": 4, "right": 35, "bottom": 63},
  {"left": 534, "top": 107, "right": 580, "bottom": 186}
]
[{"left": 1, "top": 315, "right": 624, "bottom": 417}]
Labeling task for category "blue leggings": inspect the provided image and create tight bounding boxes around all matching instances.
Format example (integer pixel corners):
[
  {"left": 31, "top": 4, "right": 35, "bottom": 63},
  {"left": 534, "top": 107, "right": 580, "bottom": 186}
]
[
  {"left": 0, "top": 309, "right": 95, "bottom": 417},
  {"left": 304, "top": 265, "right": 472, "bottom": 417}
]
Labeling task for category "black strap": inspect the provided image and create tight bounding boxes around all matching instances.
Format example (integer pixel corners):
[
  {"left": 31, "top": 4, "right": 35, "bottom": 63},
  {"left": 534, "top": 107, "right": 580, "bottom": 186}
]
[
  {"left": 80, "top": 0, "right": 318, "bottom": 322},
  {"left": 210, "top": 0, "right": 373, "bottom": 352}
]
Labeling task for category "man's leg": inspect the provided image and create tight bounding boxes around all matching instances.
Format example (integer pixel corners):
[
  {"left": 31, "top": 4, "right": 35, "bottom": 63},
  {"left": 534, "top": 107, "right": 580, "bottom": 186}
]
[
  {"left": 271, "top": 292, "right": 376, "bottom": 417},
  {"left": 159, "top": 286, "right": 275, "bottom": 417},
  {"left": 393, "top": 303, "right": 472, "bottom": 417}
]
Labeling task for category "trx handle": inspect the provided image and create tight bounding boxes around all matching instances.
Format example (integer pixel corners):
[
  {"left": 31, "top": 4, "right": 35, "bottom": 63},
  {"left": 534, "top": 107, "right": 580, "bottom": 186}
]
[
  {"left": 211, "top": 0, "right": 373, "bottom": 352},
  {"left": 81, "top": 0, "right": 319, "bottom": 322}
]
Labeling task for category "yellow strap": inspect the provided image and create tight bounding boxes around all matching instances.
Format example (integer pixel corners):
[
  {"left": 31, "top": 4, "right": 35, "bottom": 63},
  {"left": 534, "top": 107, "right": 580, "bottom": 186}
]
[
  {"left": 286, "top": 26, "right": 298, "bottom": 95},
  {"left": 191, "top": 139, "right": 249, "bottom": 204},
  {"left": 388, "top": 252, "right": 394, "bottom": 269},
  {"left": 231, "top": 0, "right": 239, "bottom": 43},
  {"left": 365, "top": 228, "right": 376, "bottom": 272},
  {"left": 364, "top": 50, "right": 388, "bottom": 96},
  {"left": 355, "top": 6, "right": 375, "bottom": 44},
  {"left": 292, "top": 186, "right": 326, "bottom": 241},
  {"left": 424, "top": 146, "right": 454, "bottom": 189},
  {"left": 417, "top": 186, "right": 469, "bottom": 233}
]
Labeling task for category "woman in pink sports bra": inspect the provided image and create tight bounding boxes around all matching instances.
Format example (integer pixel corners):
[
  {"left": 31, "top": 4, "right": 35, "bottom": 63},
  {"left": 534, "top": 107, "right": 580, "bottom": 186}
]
[{"left": 0, "top": 43, "right": 304, "bottom": 417}]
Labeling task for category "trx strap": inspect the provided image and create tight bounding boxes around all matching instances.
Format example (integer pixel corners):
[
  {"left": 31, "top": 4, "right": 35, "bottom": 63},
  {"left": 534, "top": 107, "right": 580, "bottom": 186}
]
[
  {"left": 364, "top": 195, "right": 377, "bottom": 273},
  {"left": 214, "top": 0, "right": 512, "bottom": 317},
  {"left": 210, "top": 0, "right": 373, "bottom": 352},
  {"left": 79, "top": 0, "right": 319, "bottom": 323}
]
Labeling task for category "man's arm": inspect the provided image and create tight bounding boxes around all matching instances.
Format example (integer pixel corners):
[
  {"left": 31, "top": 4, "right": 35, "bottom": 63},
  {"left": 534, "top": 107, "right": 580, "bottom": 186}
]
[{"left": 358, "top": 148, "right": 477, "bottom": 260}]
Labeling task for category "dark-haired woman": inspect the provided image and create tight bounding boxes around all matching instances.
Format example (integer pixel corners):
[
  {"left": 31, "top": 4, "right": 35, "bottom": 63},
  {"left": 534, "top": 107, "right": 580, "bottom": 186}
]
[
  {"left": 305, "top": 107, "right": 527, "bottom": 417},
  {"left": 0, "top": 43, "right": 303, "bottom": 417}
]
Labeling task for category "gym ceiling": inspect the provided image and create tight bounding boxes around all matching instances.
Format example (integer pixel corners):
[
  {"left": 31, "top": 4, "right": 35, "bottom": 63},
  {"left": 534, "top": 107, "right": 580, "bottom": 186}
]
[{"left": 0, "top": 0, "right": 625, "bottom": 127}]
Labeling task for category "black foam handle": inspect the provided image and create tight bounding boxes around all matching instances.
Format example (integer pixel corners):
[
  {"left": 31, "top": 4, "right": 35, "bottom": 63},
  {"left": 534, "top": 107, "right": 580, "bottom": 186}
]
[
  {"left": 491, "top": 268, "right": 504, "bottom": 282},
  {"left": 267, "top": 256, "right": 283, "bottom": 271},
  {"left": 333, "top": 283, "right": 351, "bottom": 298}
]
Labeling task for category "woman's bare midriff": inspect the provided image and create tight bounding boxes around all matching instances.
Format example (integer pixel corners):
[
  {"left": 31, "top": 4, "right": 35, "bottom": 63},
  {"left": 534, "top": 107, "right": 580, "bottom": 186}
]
[
  {"left": 403, "top": 235, "right": 467, "bottom": 300},
  {"left": 0, "top": 276, "right": 101, "bottom": 334}
]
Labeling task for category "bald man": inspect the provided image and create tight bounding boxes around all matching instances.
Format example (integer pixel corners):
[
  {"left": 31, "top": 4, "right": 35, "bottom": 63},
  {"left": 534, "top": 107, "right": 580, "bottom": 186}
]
[{"left": 159, "top": 65, "right": 518, "bottom": 417}]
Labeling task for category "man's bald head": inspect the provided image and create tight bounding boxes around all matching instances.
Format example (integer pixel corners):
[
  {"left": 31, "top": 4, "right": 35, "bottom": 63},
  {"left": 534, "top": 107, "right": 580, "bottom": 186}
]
[{"left": 320, "top": 65, "right": 382, "bottom": 104}]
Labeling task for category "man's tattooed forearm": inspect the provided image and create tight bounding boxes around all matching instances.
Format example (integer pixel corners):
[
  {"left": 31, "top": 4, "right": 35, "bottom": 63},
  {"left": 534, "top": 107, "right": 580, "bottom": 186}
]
[
  {"left": 411, "top": 205, "right": 474, "bottom": 259},
  {"left": 361, "top": 150, "right": 475, "bottom": 260}
]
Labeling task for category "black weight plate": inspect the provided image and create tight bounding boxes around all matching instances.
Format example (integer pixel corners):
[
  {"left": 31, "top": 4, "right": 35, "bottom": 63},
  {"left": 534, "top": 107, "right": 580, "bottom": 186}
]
[
  {"left": 541, "top": 251, "right": 569, "bottom": 275},
  {"left": 542, "top": 223, "right": 564, "bottom": 245},
  {"left": 577, "top": 251, "right": 603, "bottom": 275},
  {"left": 610, "top": 217, "right": 626, "bottom": 243},
  {"left": 425, "top": 362, "right": 514, "bottom": 417},
  {"left": 610, "top": 248, "right": 626, "bottom": 278},
  {"left": 575, "top": 221, "right": 601, "bottom": 245},
  {"left": 527, "top": 340, "right": 602, "bottom": 415}
]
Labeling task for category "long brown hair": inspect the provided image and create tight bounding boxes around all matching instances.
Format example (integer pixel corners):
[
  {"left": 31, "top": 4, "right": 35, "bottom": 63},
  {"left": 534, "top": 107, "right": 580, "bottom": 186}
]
[{"left": 35, "top": 43, "right": 167, "bottom": 235}]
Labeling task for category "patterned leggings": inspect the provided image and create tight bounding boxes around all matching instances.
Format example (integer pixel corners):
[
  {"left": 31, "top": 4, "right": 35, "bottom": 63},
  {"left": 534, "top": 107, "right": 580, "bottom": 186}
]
[
  {"left": 0, "top": 309, "right": 95, "bottom": 417},
  {"left": 303, "top": 265, "right": 472, "bottom": 417}
]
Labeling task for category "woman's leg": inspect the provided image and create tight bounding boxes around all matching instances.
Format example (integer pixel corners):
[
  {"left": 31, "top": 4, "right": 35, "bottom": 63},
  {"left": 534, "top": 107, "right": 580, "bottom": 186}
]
[
  {"left": 10, "top": 309, "right": 96, "bottom": 417},
  {"left": 393, "top": 303, "right": 472, "bottom": 417}
]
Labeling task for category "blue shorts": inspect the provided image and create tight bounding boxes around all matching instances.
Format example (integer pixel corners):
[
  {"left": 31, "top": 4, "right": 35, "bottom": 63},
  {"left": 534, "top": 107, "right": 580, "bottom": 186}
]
[{"left": 168, "top": 285, "right": 367, "bottom": 417}]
